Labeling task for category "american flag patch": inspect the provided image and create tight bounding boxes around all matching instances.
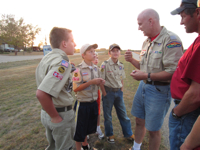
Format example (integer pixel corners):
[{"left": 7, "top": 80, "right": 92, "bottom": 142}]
[
  {"left": 101, "top": 65, "right": 105, "bottom": 69},
  {"left": 53, "top": 71, "right": 63, "bottom": 80},
  {"left": 82, "top": 72, "right": 88, "bottom": 76},
  {"left": 61, "top": 60, "right": 68, "bottom": 68}
]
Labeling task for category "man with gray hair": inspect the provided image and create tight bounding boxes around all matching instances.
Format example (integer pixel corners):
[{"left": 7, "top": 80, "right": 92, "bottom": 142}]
[{"left": 125, "top": 9, "right": 183, "bottom": 150}]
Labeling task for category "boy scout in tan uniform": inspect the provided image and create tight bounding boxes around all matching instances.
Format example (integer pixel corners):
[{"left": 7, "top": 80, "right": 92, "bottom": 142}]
[
  {"left": 35, "top": 27, "right": 76, "bottom": 150},
  {"left": 72, "top": 43, "right": 105, "bottom": 150},
  {"left": 100, "top": 44, "right": 134, "bottom": 144}
]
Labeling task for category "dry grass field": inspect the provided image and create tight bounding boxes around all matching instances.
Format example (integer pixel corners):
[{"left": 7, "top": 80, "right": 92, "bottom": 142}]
[{"left": 0, "top": 52, "right": 168, "bottom": 150}]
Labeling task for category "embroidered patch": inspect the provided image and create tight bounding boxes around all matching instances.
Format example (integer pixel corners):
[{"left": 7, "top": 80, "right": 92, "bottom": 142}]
[
  {"left": 153, "top": 51, "right": 162, "bottom": 54},
  {"left": 58, "top": 66, "right": 65, "bottom": 74},
  {"left": 101, "top": 65, "right": 105, "bottom": 69},
  {"left": 107, "top": 71, "right": 113, "bottom": 73},
  {"left": 74, "top": 72, "right": 78, "bottom": 77},
  {"left": 82, "top": 72, "right": 88, "bottom": 76},
  {"left": 158, "top": 43, "right": 161, "bottom": 46},
  {"left": 101, "top": 68, "right": 104, "bottom": 72},
  {"left": 72, "top": 77, "right": 80, "bottom": 81},
  {"left": 166, "top": 41, "right": 182, "bottom": 48},
  {"left": 140, "top": 50, "right": 146, "bottom": 56},
  {"left": 94, "top": 68, "right": 97, "bottom": 71},
  {"left": 61, "top": 60, "right": 69, "bottom": 68},
  {"left": 119, "top": 66, "right": 122, "bottom": 70},
  {"left": 53, "top": 71, "right": 63, "bottom": 80},
  {"left": 170, "top": 35, "right": 177, "bottom": 40}
]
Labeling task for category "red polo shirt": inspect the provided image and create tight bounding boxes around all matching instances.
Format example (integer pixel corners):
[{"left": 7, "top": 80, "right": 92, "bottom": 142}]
[{"left": 171, "top": 35, "right": 200, "bottom": 99}]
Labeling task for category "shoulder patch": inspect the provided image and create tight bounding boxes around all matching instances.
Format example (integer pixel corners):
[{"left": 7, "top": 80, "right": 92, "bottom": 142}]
[
  {"left": 170, "top": 35, "right": 177, "bottom": 40},
  {"left": 58, "top": 66, "right": 65, "bottom": 74},
  {"left": 166, "top": 41, "right": 182, "bottom": 49},
  {"left": 101, "top": 65, "right": 105, "bottom": 69},
  {"left": 53, "top": 71, "right": 63, "bottom": 80},
  {"left": 61, "top": 60, "right": 69, "bottom": 68}
]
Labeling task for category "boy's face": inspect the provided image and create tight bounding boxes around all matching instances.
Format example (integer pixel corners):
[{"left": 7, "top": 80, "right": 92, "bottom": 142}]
[
  {"left": 92, "top": 54, "right": 98, "bottom": 65},
  {"left": 63, "top": 32, "right": 76, "bottom": 55},
  {"left": 109, "top": 47, "right": 120, "bottom": 59},
  {"left": 82, "top": 48, "right": 96, "bottom": 62}
]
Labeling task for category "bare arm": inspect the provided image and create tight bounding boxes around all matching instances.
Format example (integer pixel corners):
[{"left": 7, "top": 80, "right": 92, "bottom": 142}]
[
  {"left": 180, "top": 116, "right": 200, "bottom": 150},
  {"left": 174, "top": 80, "right": 200, "bottom": 117},
  {"left": 124, "top": 50, "right": 140, "bottom": 69},
  {"left": 130, "top": 70, "right": 173, "bottom": 81},
  {"left": 100, "top": 83, "right": 107, "bottom": 96},
  {"left": 36, "top": 89, "right": 62, "bottom": 123},
  {"left": 74, "top": 78, "right": 105, "bottom": 92}
]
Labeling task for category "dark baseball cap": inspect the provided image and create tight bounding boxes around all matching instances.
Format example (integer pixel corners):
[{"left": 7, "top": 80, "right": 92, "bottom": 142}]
[
  {"left": 171, "top": 0, "right": 199, "bottom": 15},
  {"left": 109, "top": 44, "right": 121, "bottom": 51}
]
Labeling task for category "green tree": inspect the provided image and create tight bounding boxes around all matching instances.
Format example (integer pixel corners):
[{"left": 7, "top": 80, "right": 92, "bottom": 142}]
[{"left": 0, "top": 14, "right": 41, "bottom": 50}]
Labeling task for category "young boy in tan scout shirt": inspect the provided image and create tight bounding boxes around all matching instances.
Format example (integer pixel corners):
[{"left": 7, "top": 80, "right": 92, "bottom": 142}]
[
  {"left": 72, "top": 44, "right": 105, "bottom": 150},
  {"left": 35, "top": 27, "right": 76, "bottom": 150},
  {"left": 100, "top": 44, "right": 135, "bottom": 143}
]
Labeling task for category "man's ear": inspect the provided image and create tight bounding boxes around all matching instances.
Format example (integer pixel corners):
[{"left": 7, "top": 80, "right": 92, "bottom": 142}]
[{"left": 196, "top": 8, "right": 200, "bottom": 19}]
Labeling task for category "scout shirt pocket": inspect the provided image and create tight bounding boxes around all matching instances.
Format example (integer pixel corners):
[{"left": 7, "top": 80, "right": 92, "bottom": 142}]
[{"left": 147, "top": 50, "right": 162, "bottom": 72}]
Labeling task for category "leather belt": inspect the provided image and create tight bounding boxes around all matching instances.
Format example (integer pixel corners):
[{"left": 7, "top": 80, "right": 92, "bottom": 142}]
[
  {"left": 104, "top": 86, "right": 120, "bottom": 92},
  {"left": 42, "top": 105, "right": 72, "bottom": 112},
  {"left": 174, "top": 100, "right": 181, "bottom": 105},
  {"left": 143, "top": 80, "right": 170, "bottom": 86}
]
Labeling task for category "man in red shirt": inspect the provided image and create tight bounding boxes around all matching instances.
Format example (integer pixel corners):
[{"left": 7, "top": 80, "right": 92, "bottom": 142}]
[{"left": 170, "top": 0, "right": 200, "bottom": 149}]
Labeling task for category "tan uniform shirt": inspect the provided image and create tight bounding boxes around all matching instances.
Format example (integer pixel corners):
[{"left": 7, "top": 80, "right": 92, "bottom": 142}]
[
  {"left": 100, "top": 58, "right": 125, "bottom": 88},
  {"left": 140, "top": 26, "right": 183, "bottom": 78},
  {"left": 35, "top": 48, "right": 74, "bottom": 107},
  {"left": 72, "top": 61, "right": 100, "bottom": 102}
]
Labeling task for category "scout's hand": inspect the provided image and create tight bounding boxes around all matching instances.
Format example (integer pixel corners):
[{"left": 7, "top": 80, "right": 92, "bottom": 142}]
[
  {"left": 100, "top": 79, "right": 105, "bottom": 85},
  {"left": 51, "top": 115, "right": 63, "bottom": 123},
  {"left": 125, "top": 49, "right": 133, "bottom": 62},
  {"left": 180, "top": 143, "right": 192, "bottom": 150},
  {"left": 92, "top": 78, "right": 105, "bottom": 85},
  {"left": 130, "top": 70, "right": 147, "bottom": 81}
]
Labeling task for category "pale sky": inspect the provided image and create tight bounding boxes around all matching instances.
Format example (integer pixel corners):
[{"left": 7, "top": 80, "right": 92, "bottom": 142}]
[{"left": 1, "top": 0, "right": 198, "bottom": 50}]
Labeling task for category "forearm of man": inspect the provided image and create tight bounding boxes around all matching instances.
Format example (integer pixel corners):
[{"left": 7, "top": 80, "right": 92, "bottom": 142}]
[
  {"left": 130, "top": 58, "right": 140, "bottom": 70},
  {"left": 174, "top": 81, "right": 200, "bottom": 116},
  {"left": 150, "top": 71, "right": 173, "bottom": 81},
  {"left": 181, "top": 116, "right": 200, "bottom": 149},
  {"left": 36, "top": 89, "right": 60, "bottom": 119},
  {"left": 100, "top": 84, "right": 106, "bottom": 96},
  {"left": 74, "top": 80, "right": 93, "bottom": 92}
]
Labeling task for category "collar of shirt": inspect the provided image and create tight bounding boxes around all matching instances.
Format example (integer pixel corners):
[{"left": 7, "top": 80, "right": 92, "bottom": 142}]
[
  {"left": 146, "top": 26, "right": 167, "bottom": 44},
  {"left": 81, "top": 60, "right": 96, "bottom": 69},
  {"left": 108, "top": 57, "right": 120, "bottom": 66},
  {"left": 52, "top": 48, "right": 69, "bottom": 61}
]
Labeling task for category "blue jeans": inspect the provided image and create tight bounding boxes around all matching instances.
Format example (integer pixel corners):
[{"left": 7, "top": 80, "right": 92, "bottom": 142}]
[
  {"left": 169, "top": 99, "right": 200, "bottom": 150},
  {"left": 131, "top": 80, "right": 171, "bottom": 131},
  {"left": 102, "top": 89, "right": 133, "bottom": 137}
]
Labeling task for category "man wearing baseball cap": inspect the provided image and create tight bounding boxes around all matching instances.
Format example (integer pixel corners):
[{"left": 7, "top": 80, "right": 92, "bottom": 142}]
[{"left": 170, "top": 0, "right": 200, "bottom": 149}]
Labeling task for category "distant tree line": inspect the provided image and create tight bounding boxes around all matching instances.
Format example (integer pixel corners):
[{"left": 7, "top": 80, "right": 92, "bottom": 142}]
[{"left": 0, "top": 14, "right": 41, "bottom": 51}]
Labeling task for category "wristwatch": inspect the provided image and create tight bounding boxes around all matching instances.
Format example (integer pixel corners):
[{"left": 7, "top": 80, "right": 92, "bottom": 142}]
[
  {"left": 172, "top": 108, "right": 181, "bottom": 119},
  {"left": 147, "top": 73, "right": 151, "bottom": 82}
]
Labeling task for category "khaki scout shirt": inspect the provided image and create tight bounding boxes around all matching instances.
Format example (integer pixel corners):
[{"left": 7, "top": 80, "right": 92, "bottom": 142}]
[
  {"left": 100, "top": 58, "right": 125, "bottom": 88},
  {"left": 35, "top": 48, "right": 74, "bottom": 107},
  {"left": 72, "top": 61, "right": 100, "bottom": 102},
  {"left": 140, "top": 26, "right": 183, "bottom": 77}
]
